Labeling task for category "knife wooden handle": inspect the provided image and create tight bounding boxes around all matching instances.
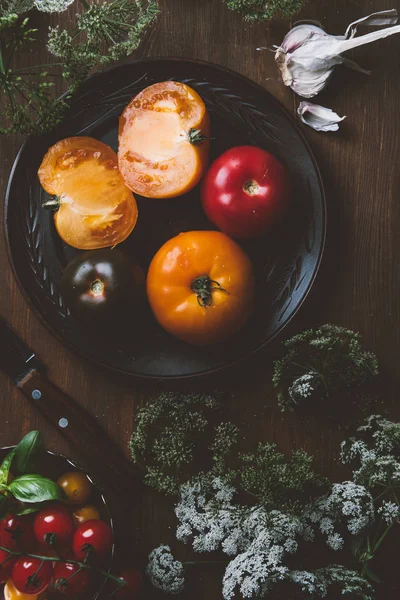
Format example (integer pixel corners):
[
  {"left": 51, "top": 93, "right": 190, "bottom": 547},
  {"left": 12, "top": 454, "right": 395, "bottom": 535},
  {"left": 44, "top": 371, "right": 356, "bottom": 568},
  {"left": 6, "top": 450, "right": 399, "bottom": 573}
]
[{"left": 17, "top": 369, "right": 140, "bottom": 507}]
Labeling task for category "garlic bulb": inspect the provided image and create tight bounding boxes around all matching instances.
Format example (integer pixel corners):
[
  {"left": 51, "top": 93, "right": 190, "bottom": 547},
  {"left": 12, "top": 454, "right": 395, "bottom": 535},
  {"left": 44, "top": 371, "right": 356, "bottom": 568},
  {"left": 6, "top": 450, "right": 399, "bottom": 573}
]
[
  {"left": 275, "top": 9, "right": 400, "bottom": 98},
  {"left": 297, "top": 102, "right": 346, "bottom": 132}
]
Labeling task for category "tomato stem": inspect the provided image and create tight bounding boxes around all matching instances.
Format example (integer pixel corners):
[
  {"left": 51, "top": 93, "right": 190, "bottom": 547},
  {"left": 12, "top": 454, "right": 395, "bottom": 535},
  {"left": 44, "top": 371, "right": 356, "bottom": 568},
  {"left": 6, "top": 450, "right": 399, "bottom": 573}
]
[
  {"left": 42, "top": 196, "right": 61, "bottom": 210},
  {"left": 243, "top": 179, "right": 260, "bottom": 195},
  {"left": 91, "top": 279, "right": 105, "bottom": 297},
  {"left": 0, "top": 545, "right": 125, "bottom": 589},
  {"left": 191, "top": 275, "right": 229, "bottom": 308},
  {"left": 188, "top": 128, "right": 210, "bottom": 145}
]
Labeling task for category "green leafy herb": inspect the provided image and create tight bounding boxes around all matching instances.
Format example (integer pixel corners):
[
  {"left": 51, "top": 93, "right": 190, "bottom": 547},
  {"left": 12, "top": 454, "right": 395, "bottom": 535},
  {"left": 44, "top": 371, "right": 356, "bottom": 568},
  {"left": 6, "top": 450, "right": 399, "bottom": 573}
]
[
  {"left": 0, "top": 448, "right": 16, "bottom": 484},
  {"left": 224, "top": 0, "right": 306, "bottom": 21},
  {"left": 130, "top": 391, "right": 239, "bottom": 495},
  {"left": 13, "top": 430, "right": 44, "bottom": 474},
  {"left": 272, "top": 324, "right": 378, "bottom": 411},
  {"left": 9, "top": 473, "right": 64, "bottom": 503},
  {"left": 239, "top": 443, "right": 327, "bottom": 511},
  {"left": 0, "top": 493, "right": 10, "bottom": 519},
  {"left": 0, "top": 0, "right": 158, "bottom": 134},
  {"left": 14, "top": 503, "right": 44, "bottom": 516}
]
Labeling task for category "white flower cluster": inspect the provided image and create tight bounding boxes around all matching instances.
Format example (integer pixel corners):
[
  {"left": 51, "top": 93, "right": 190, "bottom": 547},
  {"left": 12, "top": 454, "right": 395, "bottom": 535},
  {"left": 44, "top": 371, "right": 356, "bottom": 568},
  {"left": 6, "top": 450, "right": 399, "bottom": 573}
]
[
  {"left": 311, "top": 482, "right": 375, "bottom": 546},
  {"left": 146, "top": 545, "right": 185, "bottom": 595},
  {"left": 378, "top": 501, "right": 400, "bottom": 525},
  {"left": 288, "top": 372, "right": 316, "bottom": 404},
  {"left": 174, "top": 477, "right": 313, "bottom": 599},
  {"left": 6, "top": 0, "right": 74, "bottom": 13}
]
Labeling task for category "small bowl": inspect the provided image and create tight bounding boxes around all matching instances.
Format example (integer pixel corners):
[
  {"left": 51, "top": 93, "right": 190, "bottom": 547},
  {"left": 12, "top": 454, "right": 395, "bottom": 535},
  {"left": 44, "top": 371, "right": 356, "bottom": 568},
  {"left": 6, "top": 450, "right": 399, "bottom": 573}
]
[{"left": 0, "top": 447, "right": 115, "bottom": 599}]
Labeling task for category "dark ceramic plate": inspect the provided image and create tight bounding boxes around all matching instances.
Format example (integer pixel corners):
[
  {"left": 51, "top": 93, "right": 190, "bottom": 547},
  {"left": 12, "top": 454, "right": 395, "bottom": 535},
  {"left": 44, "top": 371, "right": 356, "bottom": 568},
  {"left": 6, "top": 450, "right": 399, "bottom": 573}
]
[
  {"left": 0, "top": 447, "right": 114, "bottom": 599},
  {"left": 4, "top": 58, "right": 326, "bottom": 380}
]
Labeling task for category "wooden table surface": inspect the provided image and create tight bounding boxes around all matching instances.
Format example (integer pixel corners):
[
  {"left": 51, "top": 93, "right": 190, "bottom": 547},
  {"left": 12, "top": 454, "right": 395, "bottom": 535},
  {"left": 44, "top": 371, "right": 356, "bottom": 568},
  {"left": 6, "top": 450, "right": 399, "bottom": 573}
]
[{"left": 1, "top": 0, "right": 399, "bottom": 598}]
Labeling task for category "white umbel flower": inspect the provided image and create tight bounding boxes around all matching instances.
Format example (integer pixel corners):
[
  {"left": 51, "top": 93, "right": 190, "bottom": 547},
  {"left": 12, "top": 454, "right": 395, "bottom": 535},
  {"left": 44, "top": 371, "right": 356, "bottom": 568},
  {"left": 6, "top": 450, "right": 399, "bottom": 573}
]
[
  {"left": 146, "top": 545, "right": 185, "bottom": 595},
  {"left": 275, "top": 9, "right": 400, "bottom": 98},
  {"left": 34, "top": 0, "right": 74, "bottom": 11},
  {"left": 298, "top": 102, "right": 346, "bottom": 132},
  {"left": 7, "top": 0, "right": 74, "bottom": 11}
]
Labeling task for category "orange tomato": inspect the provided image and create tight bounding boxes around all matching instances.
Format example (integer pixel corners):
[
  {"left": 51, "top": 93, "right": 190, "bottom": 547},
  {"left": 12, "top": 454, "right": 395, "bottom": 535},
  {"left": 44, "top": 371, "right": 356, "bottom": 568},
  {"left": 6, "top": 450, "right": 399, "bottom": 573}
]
[
  {"left": 118, "top": 81, "right": 209, "bottom": 198},
  {"left": 73, "top": 505, "right": 101, "bottom": 526},
  {"left": 57, "top": 471, "right": 92, "bottom": 505},
  {"left": 147, "top": 231, "right": 255, "bottom": 345},
  {"left": 38, "top": 137, "right": 138, "bottom": 250},
  {"left": 4, "top": 579, "right": 46, "bottom": 600}
]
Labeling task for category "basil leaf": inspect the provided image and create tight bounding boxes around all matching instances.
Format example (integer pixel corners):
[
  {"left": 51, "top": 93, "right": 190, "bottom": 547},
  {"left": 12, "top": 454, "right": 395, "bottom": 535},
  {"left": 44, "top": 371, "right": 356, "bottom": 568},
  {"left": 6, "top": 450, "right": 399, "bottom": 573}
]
[
  {"left": 9, "top": 474, "right": 63, "bottom": 503},
  {"left": 14, "top": 503, "right": 42, "bottom": 516},
  {"left": 0, "top": 449, "right": 16, "bottom": 485},
  {"left": 0, "top": 494, "right": 10, "bottom": 519},
  {"left": 13, "top": 431, "right": 44, "bottom": 475}
]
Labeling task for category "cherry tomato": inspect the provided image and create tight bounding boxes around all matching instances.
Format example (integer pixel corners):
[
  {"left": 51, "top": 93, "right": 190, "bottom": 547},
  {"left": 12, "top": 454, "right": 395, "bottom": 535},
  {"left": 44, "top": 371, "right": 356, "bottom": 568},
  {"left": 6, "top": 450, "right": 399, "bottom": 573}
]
[
  {"left": 118, "top": 81, "right": 210, "bottom": 198},
  {"left": 0, "top": 515, "right": 36, "bottom": 553},
  {"left": 38, "top": 137, "right": 138, "bottom": 250},
  {"left": 72, "top": 520, "right": 113, "bottom": 563},
  {"left": 73, "top": 505, "right": 100, "bottom": 527},
  {"left": 0, "top": 548, "right": 15, "bottom": 584},
  {"left": 52, "top": 561, "right": 91, "bottom": 596},
  {"left": 61, "top": 250, "right": 144, "bottom": 324},
  {"left": 33, "top": 504, "right": 74, "bottom": 547},
  {"left": 147, "top": 231, "right": 255, "bottom": 345},
  {"left": 57, "top": 472, "right": 92, "bottom": 505},
  {"left": 114, "top": 568, "right": 143, "bottom": 599},
  {"left": 202, "top": 146, "right": 291, "bottom": 239},
  {"left": 4, "top": 578, "right": 46, "bottom": 599},
  {"left": 11, "top": 557, "right": 52, "bottom": 595}
]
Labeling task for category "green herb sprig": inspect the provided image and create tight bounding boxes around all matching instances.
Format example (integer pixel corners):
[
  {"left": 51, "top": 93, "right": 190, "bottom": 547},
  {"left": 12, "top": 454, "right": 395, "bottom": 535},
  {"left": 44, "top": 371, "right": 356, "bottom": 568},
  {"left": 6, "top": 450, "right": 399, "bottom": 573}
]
[
  {"left": 0, "top": 431, "right": 64, "bottom": 518},
  {"left": 273, "top": 324, "right": 379, "bottom": 412},
  {"left": 0, "top": 0, "right": 158, "bottom": 134},
  {"left": 224, "top": 0, "right": 306, "bottom": 21}
]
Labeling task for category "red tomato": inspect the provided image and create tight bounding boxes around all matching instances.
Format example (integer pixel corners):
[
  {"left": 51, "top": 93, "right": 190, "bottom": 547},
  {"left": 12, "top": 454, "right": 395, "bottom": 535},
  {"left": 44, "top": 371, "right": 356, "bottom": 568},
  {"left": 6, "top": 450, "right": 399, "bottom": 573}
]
[
  {"left": 201, "top": 146, "right": 291, "bottom": 239},
  {"left": 11, "top": 557, "right": 52, "bottom": 595},
  {"left": 114, "top": 568, "right": 143, "bottom": 598},
  {"left": 0, "top": 515, "right": 36, "bottom": 553},
  {"left": 72, "top": 520, "right": 113, "bottom": 563},
  {"left": 0, "top": 548, "right": 15, "bottom": 584},
  {"left": 33, "top": 504, "right": 74, "bottom": 547},
  {"left": 53, "top": 561, "right": 91, "bottom": 596}
]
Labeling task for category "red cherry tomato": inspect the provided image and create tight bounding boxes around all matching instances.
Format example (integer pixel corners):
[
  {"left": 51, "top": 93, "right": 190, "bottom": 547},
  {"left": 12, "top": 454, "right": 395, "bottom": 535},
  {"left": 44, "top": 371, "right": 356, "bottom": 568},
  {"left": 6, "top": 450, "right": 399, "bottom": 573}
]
[
  {"left": 53, "top": 561, "right": 91, "bottom": 596},
  {"left": 11, "top": 557, "right": 52, "bottom": 595},
  {"left": 0, "top": 515, "right": 36, "bottom": 553},
  {"left": 72, "top": 520, "right": 113, "bottom": 563},
  {"left": 33, "top": 504, "right": 74, "bottom": 547},
  {"left": 114, "top": 568, "right": 143, "bottom": 599},
  {"left": 0, "top": 548, "right": 15, "bottom": 584},
  {"left": 201, "top": 146, "right": 291, "bottom": 239}
]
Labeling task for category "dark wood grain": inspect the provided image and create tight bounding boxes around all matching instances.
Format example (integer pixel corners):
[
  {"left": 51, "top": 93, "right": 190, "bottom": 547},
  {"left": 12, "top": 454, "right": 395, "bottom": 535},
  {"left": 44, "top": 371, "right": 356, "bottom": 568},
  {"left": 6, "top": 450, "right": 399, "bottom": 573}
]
[{"left": 1, "top": 0, "right": 400, "bottom": 598}]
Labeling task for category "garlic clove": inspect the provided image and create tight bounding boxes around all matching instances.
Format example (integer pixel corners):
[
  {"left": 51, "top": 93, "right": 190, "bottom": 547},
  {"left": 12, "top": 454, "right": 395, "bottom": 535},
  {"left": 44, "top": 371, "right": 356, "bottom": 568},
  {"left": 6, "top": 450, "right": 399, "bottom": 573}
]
[{"left": 297, "top": 102, "right": 346, "bottom": 132}]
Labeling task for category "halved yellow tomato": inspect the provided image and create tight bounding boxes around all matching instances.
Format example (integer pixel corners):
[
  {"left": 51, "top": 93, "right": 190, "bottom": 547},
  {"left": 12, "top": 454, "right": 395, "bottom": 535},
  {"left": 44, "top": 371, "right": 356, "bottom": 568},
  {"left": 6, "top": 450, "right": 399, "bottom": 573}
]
[
  {"left": 118, "top": 81, "right": 210, "bottom": 199},
  {"left": 38, "top": 137, "right": 138, "bottom": 250}
]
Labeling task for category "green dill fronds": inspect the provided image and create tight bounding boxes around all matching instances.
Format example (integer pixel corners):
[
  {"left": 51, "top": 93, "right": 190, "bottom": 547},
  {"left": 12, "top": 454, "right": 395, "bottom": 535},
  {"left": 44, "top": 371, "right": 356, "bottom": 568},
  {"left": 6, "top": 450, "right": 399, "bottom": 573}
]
[
  {"left": 129, "top": 391, "right": 238, "bottom": 495},
  {"left": 0, "top": 19, "right": 68, "bottom": 134},
  {"left": 1, "top": 0, "right": 158, "bottom": 135},
  {"left": 77, "top": 0, "right": 159, "bottom": 60},
  {"left": 224, "top": 0, "right": 306, "bottom": 22},
  {"left": 273, "top": 324, "right": 379, "bottom": 412},
  {"left": 239, "top": 443, "right": 327, "bottom": 511}
]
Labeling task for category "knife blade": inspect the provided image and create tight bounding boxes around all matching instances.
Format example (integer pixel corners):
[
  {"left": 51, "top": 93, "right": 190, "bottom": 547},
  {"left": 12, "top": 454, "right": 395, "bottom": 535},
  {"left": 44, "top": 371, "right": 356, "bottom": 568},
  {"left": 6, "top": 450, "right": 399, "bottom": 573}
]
[{"left": 0, "top": 316, "right": 140, "bottom": 510}]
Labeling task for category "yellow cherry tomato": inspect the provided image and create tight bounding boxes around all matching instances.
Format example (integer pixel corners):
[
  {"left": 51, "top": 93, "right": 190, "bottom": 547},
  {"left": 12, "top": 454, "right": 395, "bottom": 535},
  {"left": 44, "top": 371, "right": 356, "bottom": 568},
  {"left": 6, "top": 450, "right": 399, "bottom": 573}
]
[
  {"left": 73, "top": 505, "right": 101, "bottom": 526},
  {"left": 4, "top": 579, "right": 46, "bottom": 600},
  {"left": 57, "top": 472, "right": 92, "bottom": 505}
]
